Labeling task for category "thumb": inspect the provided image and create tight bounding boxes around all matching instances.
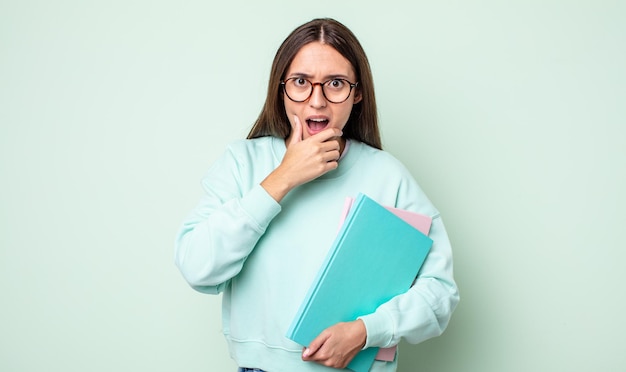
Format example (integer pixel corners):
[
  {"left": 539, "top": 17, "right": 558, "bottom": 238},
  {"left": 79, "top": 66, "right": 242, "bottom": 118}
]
[
  {"left": 288, "top": 115, "right": 303, "bottom": 146},
  {"left": 302, "top": 332, "right": 328, "bottom": 359}
]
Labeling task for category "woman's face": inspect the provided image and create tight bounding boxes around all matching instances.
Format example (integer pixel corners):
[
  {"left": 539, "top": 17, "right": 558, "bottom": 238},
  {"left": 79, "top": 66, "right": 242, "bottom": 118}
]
[{"left": 283, "top": 42, "right": 361, "bottom": 147}]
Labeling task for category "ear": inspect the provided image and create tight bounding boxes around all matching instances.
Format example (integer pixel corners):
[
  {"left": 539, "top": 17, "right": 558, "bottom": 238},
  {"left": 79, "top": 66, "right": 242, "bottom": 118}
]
[{"left": 353, "top": 88, "right": 363, "bottom": 104}]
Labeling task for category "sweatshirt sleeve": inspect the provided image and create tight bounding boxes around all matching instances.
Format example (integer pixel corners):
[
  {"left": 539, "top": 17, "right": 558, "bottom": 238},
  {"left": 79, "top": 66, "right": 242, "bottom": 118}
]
[
  {"left": 174, "top": 145, "right": 281, "bottom": 294},
  {"left": 359, "top": 216, "right": 459, "bottom": 347},
  {"left": 358, "top": 167, "right": 460, "bottom": 348}
]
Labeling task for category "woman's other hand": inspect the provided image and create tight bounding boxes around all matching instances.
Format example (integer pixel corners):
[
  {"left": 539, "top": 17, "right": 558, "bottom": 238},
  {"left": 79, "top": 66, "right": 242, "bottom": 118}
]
[{"left": 301, "top": 319, "right": 367, "bottom": 369}]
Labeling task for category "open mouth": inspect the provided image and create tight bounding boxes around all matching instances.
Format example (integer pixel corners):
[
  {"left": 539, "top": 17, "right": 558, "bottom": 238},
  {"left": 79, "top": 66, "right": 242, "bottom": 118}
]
[{"left": 306, "top": 118, "right": 329, "bottom": 133}]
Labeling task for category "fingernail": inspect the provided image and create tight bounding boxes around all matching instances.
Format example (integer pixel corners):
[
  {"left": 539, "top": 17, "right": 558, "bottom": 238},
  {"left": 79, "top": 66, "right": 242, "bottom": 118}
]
[{"left": 303, "top": 348, "right": 310, "bottom": 357}]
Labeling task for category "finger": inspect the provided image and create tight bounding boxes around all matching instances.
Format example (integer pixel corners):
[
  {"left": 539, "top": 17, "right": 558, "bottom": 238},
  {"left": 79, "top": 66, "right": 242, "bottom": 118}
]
[
  {"left": 302, "top": 332, "right": 329, "bottom": 360},
  {"left": 310, "top": 127, "right": 343, "bottom": 143},
  {"left": 319, "top": 139, "right": 341, "bottom": 153},
  {"left": 322, "top": 151, "right": 341, "bottom": 164},
  {"left": 314, "top": 143, "right": 341, "bottom": 162},
  {"left": 288, "top": 115, "right": 303, "bottom": 146}
]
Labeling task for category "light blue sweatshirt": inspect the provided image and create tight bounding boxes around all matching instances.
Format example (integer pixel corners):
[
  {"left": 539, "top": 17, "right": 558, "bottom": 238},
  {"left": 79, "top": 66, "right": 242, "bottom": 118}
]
[{"left": 175, "top": 136, "right": 459, "bottom": 371}]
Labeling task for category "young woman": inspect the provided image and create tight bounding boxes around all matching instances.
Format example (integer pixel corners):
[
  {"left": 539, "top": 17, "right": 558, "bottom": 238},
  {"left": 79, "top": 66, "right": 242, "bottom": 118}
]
[{"left": 175, "top": 18, "right": 459, "bottom": 372}]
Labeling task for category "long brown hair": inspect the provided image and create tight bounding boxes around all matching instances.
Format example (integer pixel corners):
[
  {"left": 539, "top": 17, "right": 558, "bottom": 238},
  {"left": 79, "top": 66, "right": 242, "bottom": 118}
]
[{"left": 247, "top": 18, "right": 381, "bottom": 150}]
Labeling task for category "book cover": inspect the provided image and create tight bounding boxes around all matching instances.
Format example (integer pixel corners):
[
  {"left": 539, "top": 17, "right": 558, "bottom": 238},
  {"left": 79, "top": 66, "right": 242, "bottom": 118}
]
[
  {"left": 339, "top": 197, "right": 432, "bottom": 362},
  {"left": 286, "top": 193, "right": 433, "bottom": 371}
]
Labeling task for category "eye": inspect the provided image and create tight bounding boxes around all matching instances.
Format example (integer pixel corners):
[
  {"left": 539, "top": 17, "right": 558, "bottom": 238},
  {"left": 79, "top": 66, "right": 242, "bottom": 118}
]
[
  {"left": 292, "top": 78, "right": 308, "bottom": 87},
  {"left": 327, "top": 79, "right": 345, "bottom": 90}
]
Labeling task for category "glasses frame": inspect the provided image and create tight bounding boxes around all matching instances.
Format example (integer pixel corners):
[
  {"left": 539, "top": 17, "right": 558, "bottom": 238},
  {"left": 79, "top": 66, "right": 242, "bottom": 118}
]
[{"left": 280, "top": 77, "right": 359, "bottom": 104}]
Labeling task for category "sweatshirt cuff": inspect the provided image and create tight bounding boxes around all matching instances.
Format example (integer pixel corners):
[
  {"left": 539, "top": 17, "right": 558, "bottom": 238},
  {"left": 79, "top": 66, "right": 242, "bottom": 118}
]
[
  {"left": 238, "top": 184, "right": 282, "bottom": 230},
  {"left": 358, "top": 309, "right": 394, "bottom": 348}
]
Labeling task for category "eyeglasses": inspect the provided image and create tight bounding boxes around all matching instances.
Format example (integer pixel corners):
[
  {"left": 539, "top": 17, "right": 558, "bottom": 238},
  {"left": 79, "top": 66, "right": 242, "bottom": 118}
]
[{"left": 280, "top": 77, "right": 359, "bottom": 104}]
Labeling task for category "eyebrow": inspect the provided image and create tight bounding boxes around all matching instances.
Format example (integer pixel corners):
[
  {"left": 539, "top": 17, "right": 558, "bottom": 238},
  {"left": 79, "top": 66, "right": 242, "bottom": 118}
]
[{"left": 286, "top": 72, "right": 352, "bottom": 81}]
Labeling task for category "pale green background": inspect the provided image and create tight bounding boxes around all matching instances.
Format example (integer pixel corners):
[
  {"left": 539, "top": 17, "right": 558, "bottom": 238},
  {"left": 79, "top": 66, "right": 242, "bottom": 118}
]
[{"left": 1, "top": 0, "right": 625, "bottom": 371}]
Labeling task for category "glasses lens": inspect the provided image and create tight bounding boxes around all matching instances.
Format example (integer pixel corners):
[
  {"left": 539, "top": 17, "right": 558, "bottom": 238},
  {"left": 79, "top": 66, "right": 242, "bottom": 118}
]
[
  {"left": 323, "top": 79, "right": 351, "bottom": 103},
  {"left": 284, "top": 78, "right": 311, "bottom": 102}
]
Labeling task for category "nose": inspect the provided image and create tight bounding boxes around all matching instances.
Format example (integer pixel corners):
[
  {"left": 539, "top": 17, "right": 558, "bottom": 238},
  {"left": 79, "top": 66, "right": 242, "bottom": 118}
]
[{"left": 309, "top": 83, "right": 327, "bottom": 108}]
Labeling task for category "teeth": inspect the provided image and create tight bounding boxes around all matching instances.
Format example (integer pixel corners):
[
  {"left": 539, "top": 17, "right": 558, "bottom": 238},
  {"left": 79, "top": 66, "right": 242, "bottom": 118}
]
[{"left": 307, "top": 118, "right": 329, "bottom": 131}]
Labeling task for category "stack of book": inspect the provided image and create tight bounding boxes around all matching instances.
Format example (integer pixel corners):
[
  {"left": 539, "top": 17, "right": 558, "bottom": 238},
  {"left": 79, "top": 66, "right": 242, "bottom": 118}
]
[{"left": 286, "top": 193, "right": 433, "bottom": 372}]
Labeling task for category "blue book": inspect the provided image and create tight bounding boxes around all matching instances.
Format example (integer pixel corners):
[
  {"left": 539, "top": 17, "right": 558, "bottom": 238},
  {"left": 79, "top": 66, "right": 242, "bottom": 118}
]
[{"left": 286, "top": 193, "right": 433, "bottom": 372}]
